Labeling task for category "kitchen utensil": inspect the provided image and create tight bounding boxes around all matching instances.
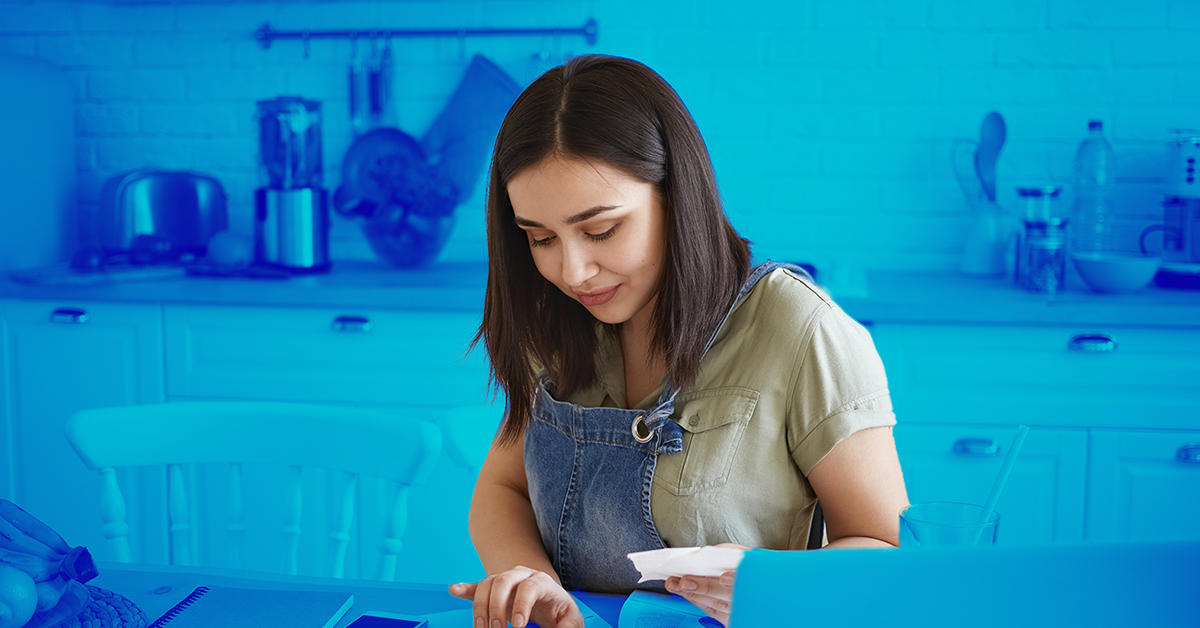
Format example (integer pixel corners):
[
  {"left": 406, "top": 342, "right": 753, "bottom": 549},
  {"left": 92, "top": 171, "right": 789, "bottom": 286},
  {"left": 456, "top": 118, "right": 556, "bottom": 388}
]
[
  {"left": 975, "top": 111, "right": 1006, "bottom": 203},
  {"left": 952, "top": 140, "right": 985, "bottom": 205},
  {"left": 254, "top": 96, "right": 330, "bottom": 274},
  {"left": 1140, "top": 130, "right": 1200, "bottom": 289},
  {"left": 99, "top": 170, "right": 228, "bottom": 256},
  {"left": 334, "top": 127, "right": 427, "bottom": 219},
  {"left": 1071, "top": 252, "right": 1161, "bottom": 293},
  {"left": 349, "top": 38, "right": 371, "bottom": 136},
  {"left": 420, "top": 54, "right": 521, "bottom": 202},
  {"left": 1165, "top": 128, "right": 1200, "bottom": 198},
  {"left": 960, "top": 204, "right": 1012, "bottom": 277},
  {"left": 1017, "top": 217, "right": 1067, "bottom": 294},
  {"left": 369, "top": 38, "right": 394, "bottom": 128},
  {"left": 335, "top": 127, "right": 459, "bottom": 268}
]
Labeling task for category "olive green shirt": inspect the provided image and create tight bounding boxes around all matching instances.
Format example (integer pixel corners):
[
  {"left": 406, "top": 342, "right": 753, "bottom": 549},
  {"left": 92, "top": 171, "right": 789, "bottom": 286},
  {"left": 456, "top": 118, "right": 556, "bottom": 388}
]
[{"left": 561, "top": 267, "right": 895, "bottom": 549}]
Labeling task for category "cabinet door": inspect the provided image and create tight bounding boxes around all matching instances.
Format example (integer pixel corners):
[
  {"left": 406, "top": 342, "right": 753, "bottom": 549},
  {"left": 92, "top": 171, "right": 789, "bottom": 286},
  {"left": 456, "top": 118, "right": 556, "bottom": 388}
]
[
  {"left": 2, "top": 299, "right": 165, "bottom": 557},
  {"left": 873, "top": 324, "right": 1200, "bottom": 431},
  {"left": 894, "top": 423, "right": 1088, "bottom": 545},
  {"left": 164, "top": 305, "right": 489, "bottom": 408},
  {"left": 1087, "top": 429, "right": 1200, "bottom": 541}
]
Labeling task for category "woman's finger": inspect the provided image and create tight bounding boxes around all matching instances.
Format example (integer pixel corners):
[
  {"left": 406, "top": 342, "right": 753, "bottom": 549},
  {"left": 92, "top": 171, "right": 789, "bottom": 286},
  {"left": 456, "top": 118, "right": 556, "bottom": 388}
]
[
  {"left": 472, "top": 576, "right": 495, "bottom": 628},
  {"left": 486, "top": 569, "right": 529, "bottom": 628},
  {"left": 670, "top": 574, "right": 732, "bottom": 598},
  {"left": 507, "top": 574, "right": 550, "bottom": 628},
  {"left": 448, "top": 582, "right": 477, "bottom": 601}
]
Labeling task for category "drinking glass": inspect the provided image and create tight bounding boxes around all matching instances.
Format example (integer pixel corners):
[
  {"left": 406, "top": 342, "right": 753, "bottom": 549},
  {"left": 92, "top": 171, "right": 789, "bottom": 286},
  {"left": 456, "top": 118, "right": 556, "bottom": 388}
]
[{"left": 898, "top": 502, "right": 999, "bottom": 549}]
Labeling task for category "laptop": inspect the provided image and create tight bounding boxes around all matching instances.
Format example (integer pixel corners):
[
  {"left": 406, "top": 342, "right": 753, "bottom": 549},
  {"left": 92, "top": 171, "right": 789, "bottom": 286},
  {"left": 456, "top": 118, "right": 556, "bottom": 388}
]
[{"left": 730, "top": 538, "right": 1200, "bottom": 627}]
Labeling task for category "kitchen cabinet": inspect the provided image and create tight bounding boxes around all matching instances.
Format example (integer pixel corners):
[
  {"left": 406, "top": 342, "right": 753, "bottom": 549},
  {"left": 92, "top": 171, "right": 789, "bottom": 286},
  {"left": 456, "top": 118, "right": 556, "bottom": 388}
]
[
  {"left": 1087, "top": 429, "right": 1200, "bottom": 541},
  {"left": 0, "top": 298, "right": 166, "bottom": 558},
  {"left": 892, "top": 424, "right": 1087, "bottom": 544},
  {"left": 163, "top": 304, "right": 490, "bottom": 407},
  {"left": 162, "top": 303, "right": 491, "bottom": 583},
  {"left": 872, "top": 321, "right": 1200, "bottom": 544}
]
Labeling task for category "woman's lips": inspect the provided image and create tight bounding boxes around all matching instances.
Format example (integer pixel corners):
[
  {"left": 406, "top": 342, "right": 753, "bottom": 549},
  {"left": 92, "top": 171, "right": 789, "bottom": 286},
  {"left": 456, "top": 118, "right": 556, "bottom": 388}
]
[{"left": 577, "top": 285, "right": 618, "bottom": 306}]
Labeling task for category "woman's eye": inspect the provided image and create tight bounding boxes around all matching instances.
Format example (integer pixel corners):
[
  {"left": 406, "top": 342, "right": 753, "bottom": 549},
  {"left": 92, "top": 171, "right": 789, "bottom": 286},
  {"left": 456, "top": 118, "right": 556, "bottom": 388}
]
[
  {"left": 586, "top": 225, "right": 618, "bottom": 242},
  {"left": 529, "top": 234, "right": 555, "bottom": 248}
]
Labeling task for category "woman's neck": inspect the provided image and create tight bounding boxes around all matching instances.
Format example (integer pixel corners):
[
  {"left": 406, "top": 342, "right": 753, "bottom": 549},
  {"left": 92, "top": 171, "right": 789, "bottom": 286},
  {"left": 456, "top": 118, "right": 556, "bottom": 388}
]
[{"left": 618, "top": 314, "right": 666, "bottom": 408}]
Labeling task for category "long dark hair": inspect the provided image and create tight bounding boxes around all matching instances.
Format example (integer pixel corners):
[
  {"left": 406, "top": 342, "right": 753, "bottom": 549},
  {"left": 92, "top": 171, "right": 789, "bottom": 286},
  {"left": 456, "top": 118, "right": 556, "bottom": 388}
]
[{"left": 478, "top": 55, "right": 751, "bottom": 445}]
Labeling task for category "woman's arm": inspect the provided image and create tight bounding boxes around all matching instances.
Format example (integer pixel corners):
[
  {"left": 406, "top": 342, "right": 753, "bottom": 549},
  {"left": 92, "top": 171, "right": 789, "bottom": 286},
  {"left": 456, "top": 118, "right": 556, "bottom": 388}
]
[
  {"left": 449, "top": 434, "right": 584, "bottom": 628},
  {"left": 466, "top": 434, "right": 557, "bottom": 576},
  {"left": 666, "top": 425, "right": 909, "bottom": 623},
  {"left": 808, "top": 425, "right": 909, "bottom": 548}
]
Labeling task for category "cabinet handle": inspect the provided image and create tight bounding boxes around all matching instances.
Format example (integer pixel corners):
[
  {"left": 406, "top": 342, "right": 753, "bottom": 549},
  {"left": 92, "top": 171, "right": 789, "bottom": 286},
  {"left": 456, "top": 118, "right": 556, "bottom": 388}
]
[
  {"left": 1177, "top": 443, "right": 1200, "bottom": 464},
  {"left": 331, "top": 315, "right": 374, "bottom": 333},
  {"left": 49, "top": 307, "right": 89, "bottom": 324},
  {"left": 953, "top": 438, "right": 1000, "bottom": 456},
  {"left": 1068, "top": 333, "right": 1117, "bottom": 353}
]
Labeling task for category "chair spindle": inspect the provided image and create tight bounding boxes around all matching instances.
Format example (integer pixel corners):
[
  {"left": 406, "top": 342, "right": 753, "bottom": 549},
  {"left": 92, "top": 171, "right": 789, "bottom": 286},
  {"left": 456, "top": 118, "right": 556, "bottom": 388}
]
[
  {"left": 283, "top": 465, "right": 303, "bottom": 575},
  {"left": 167, "top": 464, "right": 192, "bottom": 566},
  {"left": 377, "top": 482, "right": 408, "bottom": 582},
  {"left": 330, "top": 471, "right": 358, "bottom": 578},
  {"left": 227, "top": 462, "right": 245, "bottom": 569},
  {"left": 98, "top": 467, "right": 132, "bottom": 562}
]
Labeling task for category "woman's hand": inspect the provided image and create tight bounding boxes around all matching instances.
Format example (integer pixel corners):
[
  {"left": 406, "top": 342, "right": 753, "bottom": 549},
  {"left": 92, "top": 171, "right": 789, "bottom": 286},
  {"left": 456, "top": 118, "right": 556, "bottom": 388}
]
[
  {"left": 664, "top": 542, "right": 749, "bottom": 626},
  {"left": 449, "top": 566, "right": 585, "bottom": 628},
  {"left": 665, "top": 571, "right": 735, "bottom": 625}
]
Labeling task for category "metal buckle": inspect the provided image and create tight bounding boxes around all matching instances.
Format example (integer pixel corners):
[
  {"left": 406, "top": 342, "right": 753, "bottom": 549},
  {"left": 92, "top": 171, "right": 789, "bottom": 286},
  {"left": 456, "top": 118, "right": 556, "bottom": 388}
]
[{"left": 631, "top": 415, "right": 653, "bottom": 443}]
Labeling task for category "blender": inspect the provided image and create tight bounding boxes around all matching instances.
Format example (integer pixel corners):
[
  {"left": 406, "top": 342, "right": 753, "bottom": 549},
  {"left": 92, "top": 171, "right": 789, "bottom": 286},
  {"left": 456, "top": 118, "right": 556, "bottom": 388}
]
[{"left": 254, "top": 96, "right": 331, "bottom": 273}]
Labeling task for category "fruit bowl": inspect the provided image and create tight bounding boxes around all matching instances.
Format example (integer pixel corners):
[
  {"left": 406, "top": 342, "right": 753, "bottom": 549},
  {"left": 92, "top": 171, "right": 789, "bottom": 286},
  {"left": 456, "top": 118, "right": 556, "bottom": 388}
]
[{"left": 1071, "top": 252, "right": 1161, "bottom": 293}]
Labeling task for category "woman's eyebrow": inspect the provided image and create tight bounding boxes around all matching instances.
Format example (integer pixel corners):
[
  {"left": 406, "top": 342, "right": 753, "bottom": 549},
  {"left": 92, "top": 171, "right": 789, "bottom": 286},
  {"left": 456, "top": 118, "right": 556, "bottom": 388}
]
[{"left": 513, "top": 205, "right": 620, "bottom": 228}]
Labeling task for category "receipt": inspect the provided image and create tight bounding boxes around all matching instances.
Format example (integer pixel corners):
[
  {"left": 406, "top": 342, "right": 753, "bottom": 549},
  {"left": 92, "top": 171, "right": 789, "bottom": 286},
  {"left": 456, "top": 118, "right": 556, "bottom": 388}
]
[{"left": 627, "top": 546, "right": 746, "bottom": 583}]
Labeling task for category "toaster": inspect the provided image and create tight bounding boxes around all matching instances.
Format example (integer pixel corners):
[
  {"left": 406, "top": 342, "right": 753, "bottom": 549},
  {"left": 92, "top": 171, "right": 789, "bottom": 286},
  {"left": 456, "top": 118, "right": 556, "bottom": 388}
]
[{"left": 99, "top": 170, "right": 228, "bottom": 255}]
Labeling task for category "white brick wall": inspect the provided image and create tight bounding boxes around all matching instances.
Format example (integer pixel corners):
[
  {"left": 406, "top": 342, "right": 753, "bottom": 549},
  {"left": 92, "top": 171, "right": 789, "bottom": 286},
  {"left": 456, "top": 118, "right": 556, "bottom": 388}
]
[{"left": 1, "top": 0, "right": 1195, "bottom": 271}]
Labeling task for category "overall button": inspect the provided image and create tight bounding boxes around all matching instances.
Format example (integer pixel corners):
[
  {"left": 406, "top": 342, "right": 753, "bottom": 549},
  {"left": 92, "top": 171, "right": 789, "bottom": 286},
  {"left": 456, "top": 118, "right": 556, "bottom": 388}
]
[{"left": 632, "top": 415, "right": 653, "bottom": 443}]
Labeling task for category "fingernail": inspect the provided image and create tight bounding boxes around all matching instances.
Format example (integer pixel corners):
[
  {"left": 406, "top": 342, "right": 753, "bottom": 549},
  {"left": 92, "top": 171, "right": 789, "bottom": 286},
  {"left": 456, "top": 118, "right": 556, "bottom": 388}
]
[
  {"left": 513, "top": 613, "right": 525, "bottom": 627},
  {"left": 474, "top": 618, "right": 484, "bottom": 628},
  {"left": 492, "top": 620, "right": 503, "bottom": 628},
  {"left": 682, "top": 579, "right": 697, "bottom": 591},
  {"left": 720, "top": 574, "right": 734, "bottom": 586},
  {"left": 666, "top": 580, "right": 679, "bottom": 592}
]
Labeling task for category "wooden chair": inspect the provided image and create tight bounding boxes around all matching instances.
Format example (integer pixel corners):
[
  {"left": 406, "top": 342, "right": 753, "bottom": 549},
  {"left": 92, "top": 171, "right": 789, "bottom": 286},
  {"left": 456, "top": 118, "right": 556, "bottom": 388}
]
[{"left": 64, "top": 401, "right": 441, "bottom": 581}]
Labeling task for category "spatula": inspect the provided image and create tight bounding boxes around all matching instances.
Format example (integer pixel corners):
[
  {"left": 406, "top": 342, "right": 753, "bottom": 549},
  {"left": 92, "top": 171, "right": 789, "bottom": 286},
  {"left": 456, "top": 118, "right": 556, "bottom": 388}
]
[{"left": 974, "top": 111, "right": 1006, "bottom": 203}]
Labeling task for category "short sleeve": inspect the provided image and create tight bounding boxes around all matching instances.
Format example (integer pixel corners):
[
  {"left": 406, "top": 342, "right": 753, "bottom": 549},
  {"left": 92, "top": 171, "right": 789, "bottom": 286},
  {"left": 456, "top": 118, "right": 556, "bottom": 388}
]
[{"left": 787, "top": 305, "right": 895, "bottom": 476}]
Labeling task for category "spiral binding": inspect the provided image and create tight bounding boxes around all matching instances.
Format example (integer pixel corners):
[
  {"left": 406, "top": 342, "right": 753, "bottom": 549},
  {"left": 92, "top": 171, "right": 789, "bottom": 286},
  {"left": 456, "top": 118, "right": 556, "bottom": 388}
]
[{"left": 148, "top": 586, "right": 210, "bottom": 627}]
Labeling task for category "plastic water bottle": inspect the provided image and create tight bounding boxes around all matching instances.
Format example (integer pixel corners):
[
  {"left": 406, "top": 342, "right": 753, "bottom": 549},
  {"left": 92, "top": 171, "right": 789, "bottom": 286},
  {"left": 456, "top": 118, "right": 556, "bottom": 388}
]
[{"left": 1070, "top": 120, "right": 1115, "bottom": 256}]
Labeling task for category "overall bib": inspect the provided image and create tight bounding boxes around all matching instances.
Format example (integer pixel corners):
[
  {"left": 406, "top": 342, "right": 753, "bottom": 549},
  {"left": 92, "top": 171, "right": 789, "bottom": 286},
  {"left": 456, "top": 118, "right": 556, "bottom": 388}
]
[{"left": 524, "top": 261, "right": 812, "bottom": 592}]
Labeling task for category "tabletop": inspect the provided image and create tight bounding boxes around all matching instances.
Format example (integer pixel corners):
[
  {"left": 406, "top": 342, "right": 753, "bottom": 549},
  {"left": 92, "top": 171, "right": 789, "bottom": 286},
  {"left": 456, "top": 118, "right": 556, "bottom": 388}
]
[{"left": 87, "top": 562, "right": 630, "bottom": 628}]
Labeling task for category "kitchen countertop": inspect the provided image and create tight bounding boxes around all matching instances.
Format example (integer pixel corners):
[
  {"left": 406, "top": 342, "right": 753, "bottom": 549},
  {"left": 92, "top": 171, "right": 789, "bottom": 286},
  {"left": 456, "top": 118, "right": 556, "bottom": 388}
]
[{"left": 3, "top": 261, "right": 1200, "bottom": 326}]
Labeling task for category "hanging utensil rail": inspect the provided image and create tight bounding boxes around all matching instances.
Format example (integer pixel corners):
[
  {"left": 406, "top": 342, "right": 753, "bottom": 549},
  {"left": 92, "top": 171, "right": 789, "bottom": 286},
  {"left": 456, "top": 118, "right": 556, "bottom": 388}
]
[{"left": 254, "top": 19, "right": 598, "bottom": 49}]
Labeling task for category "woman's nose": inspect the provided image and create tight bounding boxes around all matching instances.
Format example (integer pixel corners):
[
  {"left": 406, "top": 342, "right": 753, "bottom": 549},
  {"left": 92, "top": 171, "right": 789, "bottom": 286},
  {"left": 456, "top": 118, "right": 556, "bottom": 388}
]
[{"left": 560, "top": 241, "right": 597, "bottom": 288}]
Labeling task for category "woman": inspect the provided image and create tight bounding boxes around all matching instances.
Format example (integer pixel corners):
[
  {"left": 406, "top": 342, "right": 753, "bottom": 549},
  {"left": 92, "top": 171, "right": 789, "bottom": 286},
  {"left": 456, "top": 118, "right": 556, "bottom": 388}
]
[{"left": 449, "top": 55, "right": 908, "bottom": 628}]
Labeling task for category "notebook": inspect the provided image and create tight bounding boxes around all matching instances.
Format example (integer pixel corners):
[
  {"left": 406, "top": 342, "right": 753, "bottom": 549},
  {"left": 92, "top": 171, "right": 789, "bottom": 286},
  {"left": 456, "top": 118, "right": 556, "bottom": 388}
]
[{"left": 148, "top": 585, "right": 354, "bottom": 628}]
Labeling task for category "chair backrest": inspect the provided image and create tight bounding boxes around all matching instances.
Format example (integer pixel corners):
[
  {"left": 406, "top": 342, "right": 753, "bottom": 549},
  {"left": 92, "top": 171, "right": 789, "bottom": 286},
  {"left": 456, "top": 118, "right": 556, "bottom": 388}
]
[{"left": 65, "top": 401, "right": 442, "bottom": 581}]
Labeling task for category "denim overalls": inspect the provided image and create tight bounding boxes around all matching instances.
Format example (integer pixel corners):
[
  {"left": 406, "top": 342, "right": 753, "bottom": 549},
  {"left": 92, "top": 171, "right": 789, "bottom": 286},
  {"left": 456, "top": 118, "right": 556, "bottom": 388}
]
[{"left": 524, "top": 261, "right": 812, "bottom": 592}]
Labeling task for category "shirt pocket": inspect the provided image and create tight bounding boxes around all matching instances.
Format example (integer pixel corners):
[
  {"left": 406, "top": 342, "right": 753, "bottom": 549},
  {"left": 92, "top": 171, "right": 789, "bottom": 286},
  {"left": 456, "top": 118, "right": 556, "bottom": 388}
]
[{"left": 657, "top": 387, "right": 759, "bottom": 496}]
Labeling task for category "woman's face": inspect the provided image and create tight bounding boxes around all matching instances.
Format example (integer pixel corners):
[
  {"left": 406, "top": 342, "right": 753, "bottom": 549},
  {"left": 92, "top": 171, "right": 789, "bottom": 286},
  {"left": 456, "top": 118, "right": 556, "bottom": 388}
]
[{"left": 508, "top": 155, "right": 666, "bottom": 332}]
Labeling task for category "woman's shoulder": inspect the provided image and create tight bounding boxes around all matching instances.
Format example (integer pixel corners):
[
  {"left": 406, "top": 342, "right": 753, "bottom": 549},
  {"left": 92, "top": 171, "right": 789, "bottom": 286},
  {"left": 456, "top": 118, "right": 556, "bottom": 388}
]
[{"left": 745, "top": 266, "right": 837, "bottom": 320}]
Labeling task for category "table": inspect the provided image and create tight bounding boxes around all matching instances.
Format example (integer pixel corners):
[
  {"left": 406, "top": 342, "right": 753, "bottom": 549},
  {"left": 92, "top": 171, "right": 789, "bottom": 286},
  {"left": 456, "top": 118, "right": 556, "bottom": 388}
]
[
  {"left": 88, "top": 563, "right": 629, "bottom": 628},
  {"left": 89, "top": 562, "right": 468, "bottom": 628}
]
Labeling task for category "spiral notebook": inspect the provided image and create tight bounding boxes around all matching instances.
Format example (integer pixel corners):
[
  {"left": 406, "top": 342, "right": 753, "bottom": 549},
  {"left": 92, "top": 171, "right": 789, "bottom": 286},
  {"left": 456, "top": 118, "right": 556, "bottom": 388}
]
[{"left": 148, "top": 585, "right": 354, "bottom": 628}]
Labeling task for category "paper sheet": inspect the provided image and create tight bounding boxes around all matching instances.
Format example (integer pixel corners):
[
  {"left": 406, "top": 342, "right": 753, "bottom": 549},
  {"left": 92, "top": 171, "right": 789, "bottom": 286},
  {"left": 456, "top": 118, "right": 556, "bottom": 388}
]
[{"left": 626, "top": 546, "right": 746, "bottom": 583}]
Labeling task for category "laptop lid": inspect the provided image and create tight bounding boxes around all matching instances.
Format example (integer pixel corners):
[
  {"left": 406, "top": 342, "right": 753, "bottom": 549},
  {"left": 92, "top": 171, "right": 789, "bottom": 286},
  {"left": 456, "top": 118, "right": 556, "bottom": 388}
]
[{"left": 730, "top": 539, "right": 1200, "bottom": 627}]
